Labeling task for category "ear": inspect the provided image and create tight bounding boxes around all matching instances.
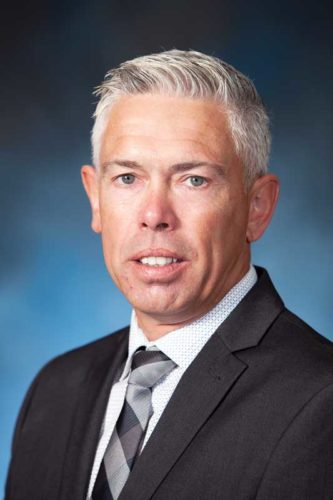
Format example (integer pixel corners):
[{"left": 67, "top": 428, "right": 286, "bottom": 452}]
[
  {"left": 81, "top": 165, "right": 101, "bottom": 233},
  {"left": 246, "top": 174, "right": 280, "bottom": 242}
]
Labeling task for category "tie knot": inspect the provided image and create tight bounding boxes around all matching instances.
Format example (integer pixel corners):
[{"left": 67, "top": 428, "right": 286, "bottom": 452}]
[{"left": 129, "top": 348, "right": 176, "bottom": 388}]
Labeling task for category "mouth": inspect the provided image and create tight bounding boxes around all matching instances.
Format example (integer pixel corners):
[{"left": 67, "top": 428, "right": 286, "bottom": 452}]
[
  {"left": 130, "top": 249, "right": 185, "bottom": 273},
  {"left": 139, "top": 256, "right": 180, "bottom": 267},
  {"left": 126, "top": 248, "right": 188, "bottom": 283}
]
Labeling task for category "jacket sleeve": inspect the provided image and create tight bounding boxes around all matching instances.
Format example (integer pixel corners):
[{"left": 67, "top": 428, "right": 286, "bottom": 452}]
[{"left": 256, "top": 382, "right": 333, "bottom": 500}]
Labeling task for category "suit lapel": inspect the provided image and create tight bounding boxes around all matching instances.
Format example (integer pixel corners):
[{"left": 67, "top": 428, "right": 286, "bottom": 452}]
[
  {"left": 59, "top": 329, "right": 129, "bottom": 500},
  {"left": 120, "top": 268, "right": 284, "bottom": 500}
]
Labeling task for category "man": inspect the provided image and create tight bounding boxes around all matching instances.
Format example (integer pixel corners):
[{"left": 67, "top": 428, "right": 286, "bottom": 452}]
[{"left": 6, "top": 50, "right": 333, "bottom": 499}]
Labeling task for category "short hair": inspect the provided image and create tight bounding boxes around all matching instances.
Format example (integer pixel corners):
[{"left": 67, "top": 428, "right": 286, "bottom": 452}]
[{"left": 92, "top": 49, "right": 271, "bottom": 185}]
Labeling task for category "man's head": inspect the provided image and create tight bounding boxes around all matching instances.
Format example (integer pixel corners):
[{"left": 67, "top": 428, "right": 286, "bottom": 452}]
[{"left": 82, "top": 50, "right": 279, "bottom": 339}]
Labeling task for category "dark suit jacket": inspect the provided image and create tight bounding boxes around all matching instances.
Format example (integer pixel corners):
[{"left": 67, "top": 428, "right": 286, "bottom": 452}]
[{"left": 5, "top": 268, "right": 333, "bottom": 499}]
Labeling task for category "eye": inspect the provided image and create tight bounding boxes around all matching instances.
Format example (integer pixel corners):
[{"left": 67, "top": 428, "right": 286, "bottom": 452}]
[
  {"left": 119, "top": 174, "right": 135, "bottom": 184},
  {"left": 186, "top": 176, "right": 206, "bottom": 187}
]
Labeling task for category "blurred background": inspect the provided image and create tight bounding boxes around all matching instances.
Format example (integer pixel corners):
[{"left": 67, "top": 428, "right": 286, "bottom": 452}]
[{"left": 1, "top": 0, "right": 332, "bottom": 492}]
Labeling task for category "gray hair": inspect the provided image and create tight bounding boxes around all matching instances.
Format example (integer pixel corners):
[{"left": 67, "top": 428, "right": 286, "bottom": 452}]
[{"left": 92, "top": 49, "right": 271, "bottom": 185}]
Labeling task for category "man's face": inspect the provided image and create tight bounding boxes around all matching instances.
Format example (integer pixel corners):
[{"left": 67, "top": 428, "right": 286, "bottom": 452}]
[{"left": 83, "top": 94, "right": 260, "bottom": 335}]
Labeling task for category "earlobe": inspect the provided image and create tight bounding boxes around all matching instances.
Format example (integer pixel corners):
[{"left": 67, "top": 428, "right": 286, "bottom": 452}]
[
  {"left": 81, "top": 165, "right": 101, "bottom": 233},
  {"left": 246, "top": 174, "right": 280, "bottom": 242}
]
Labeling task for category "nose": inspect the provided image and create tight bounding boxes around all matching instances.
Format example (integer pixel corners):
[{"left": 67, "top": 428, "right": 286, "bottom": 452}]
[{"left": 139, "top": 186, "right": 178, "bottom": 232}]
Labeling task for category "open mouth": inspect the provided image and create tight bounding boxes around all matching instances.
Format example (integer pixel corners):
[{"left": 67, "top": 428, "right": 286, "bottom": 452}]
[
  {"left": 130, "top": 251, "right": 187, "bottom": 281},
  {"left": 139, "top": 256, "right": 180, "bottom": 267},
  {"left": 131, "top": 249, "right": 185, "bottom": 272}
]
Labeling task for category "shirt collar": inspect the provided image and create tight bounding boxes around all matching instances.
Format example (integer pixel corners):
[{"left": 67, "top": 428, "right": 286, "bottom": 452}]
[{"left": 122, "top": 265, "right": 257, "bottom": 379}]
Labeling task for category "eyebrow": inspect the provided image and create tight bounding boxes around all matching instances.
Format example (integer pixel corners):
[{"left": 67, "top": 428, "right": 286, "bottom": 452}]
[
  {"left": 101, "top": 160, "right": 227, "bottom": 176},
  {"left": 102, "top": 160, "right": 140, "bottom": 173}
]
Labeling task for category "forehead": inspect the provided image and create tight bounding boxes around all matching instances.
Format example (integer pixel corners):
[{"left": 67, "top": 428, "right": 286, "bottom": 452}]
[{"left": 100, "top": 94, "right": 237, "bottom": 166}]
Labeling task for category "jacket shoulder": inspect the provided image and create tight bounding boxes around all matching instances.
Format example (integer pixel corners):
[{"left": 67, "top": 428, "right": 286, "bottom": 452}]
[
  {"left": 14, "top": 327, "right": 129, "bottom": 433},
  {"left": 261, "top": 307, "right": 333, "bottom": 384},
  {"left": 282, "top": 308, "right": 332, "bottom": 345},
  {"left": 9, "top": 327, "right": 129, "bottom": 450},
  {"left": 273, "top": 308, "right": 333, "bottom": 356}
]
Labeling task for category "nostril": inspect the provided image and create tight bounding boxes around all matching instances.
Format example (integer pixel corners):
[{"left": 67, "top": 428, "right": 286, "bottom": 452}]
[
  {"left": 141, "top": 221, "right": 169, "bottom": 230},
  {"left": 156, "top": 222, "right": 169, "bottom": 231}
]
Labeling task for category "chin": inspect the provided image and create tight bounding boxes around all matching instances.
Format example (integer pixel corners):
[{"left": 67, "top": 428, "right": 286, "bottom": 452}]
[{"left": 131, "top": 294, "right": 184, "bottom": 317}]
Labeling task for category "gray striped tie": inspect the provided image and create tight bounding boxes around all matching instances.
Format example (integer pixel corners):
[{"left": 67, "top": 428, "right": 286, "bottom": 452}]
[{"left": 92, "top": 348, "right": 177, "bottom": 500}]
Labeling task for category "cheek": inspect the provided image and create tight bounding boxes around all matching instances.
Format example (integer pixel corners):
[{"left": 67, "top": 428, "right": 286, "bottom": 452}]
[
  {"left": 100, "top": 214, "right": 125, "bottom": 271},
  {"left": 195, "top": 201, "right": 247, "bottom": 256},
  {"left": 100, "top": 200, "right": 132, "bottom": 245},
  {"left": 187, "top": 209, "right": 227, "bottom": 266},
  {"left": 100, "top": 230, "right": 116, "bottom": 276},
  {"left": 195, "top": 198, "right": 234, "bottom": 236}
]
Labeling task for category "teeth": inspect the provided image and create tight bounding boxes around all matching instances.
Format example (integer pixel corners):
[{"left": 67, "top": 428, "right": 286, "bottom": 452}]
[{"left": 140, "top": 256, "right": 178, "bottom": 266}]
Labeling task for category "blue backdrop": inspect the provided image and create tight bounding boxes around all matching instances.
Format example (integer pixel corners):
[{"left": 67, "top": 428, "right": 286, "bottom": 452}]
[{"left": 1, "top": 0, "right": 332, "bottom": 493}]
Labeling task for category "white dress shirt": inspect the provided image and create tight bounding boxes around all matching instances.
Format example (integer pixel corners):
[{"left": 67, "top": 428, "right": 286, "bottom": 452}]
[{"left": 87, "top": 265, "right": 257, "bottom": 498}]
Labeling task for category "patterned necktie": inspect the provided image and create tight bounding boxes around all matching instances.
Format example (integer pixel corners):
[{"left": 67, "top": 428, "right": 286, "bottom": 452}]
[{"left": 92, "top": 348, "right": 177, "bottom": 500}]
